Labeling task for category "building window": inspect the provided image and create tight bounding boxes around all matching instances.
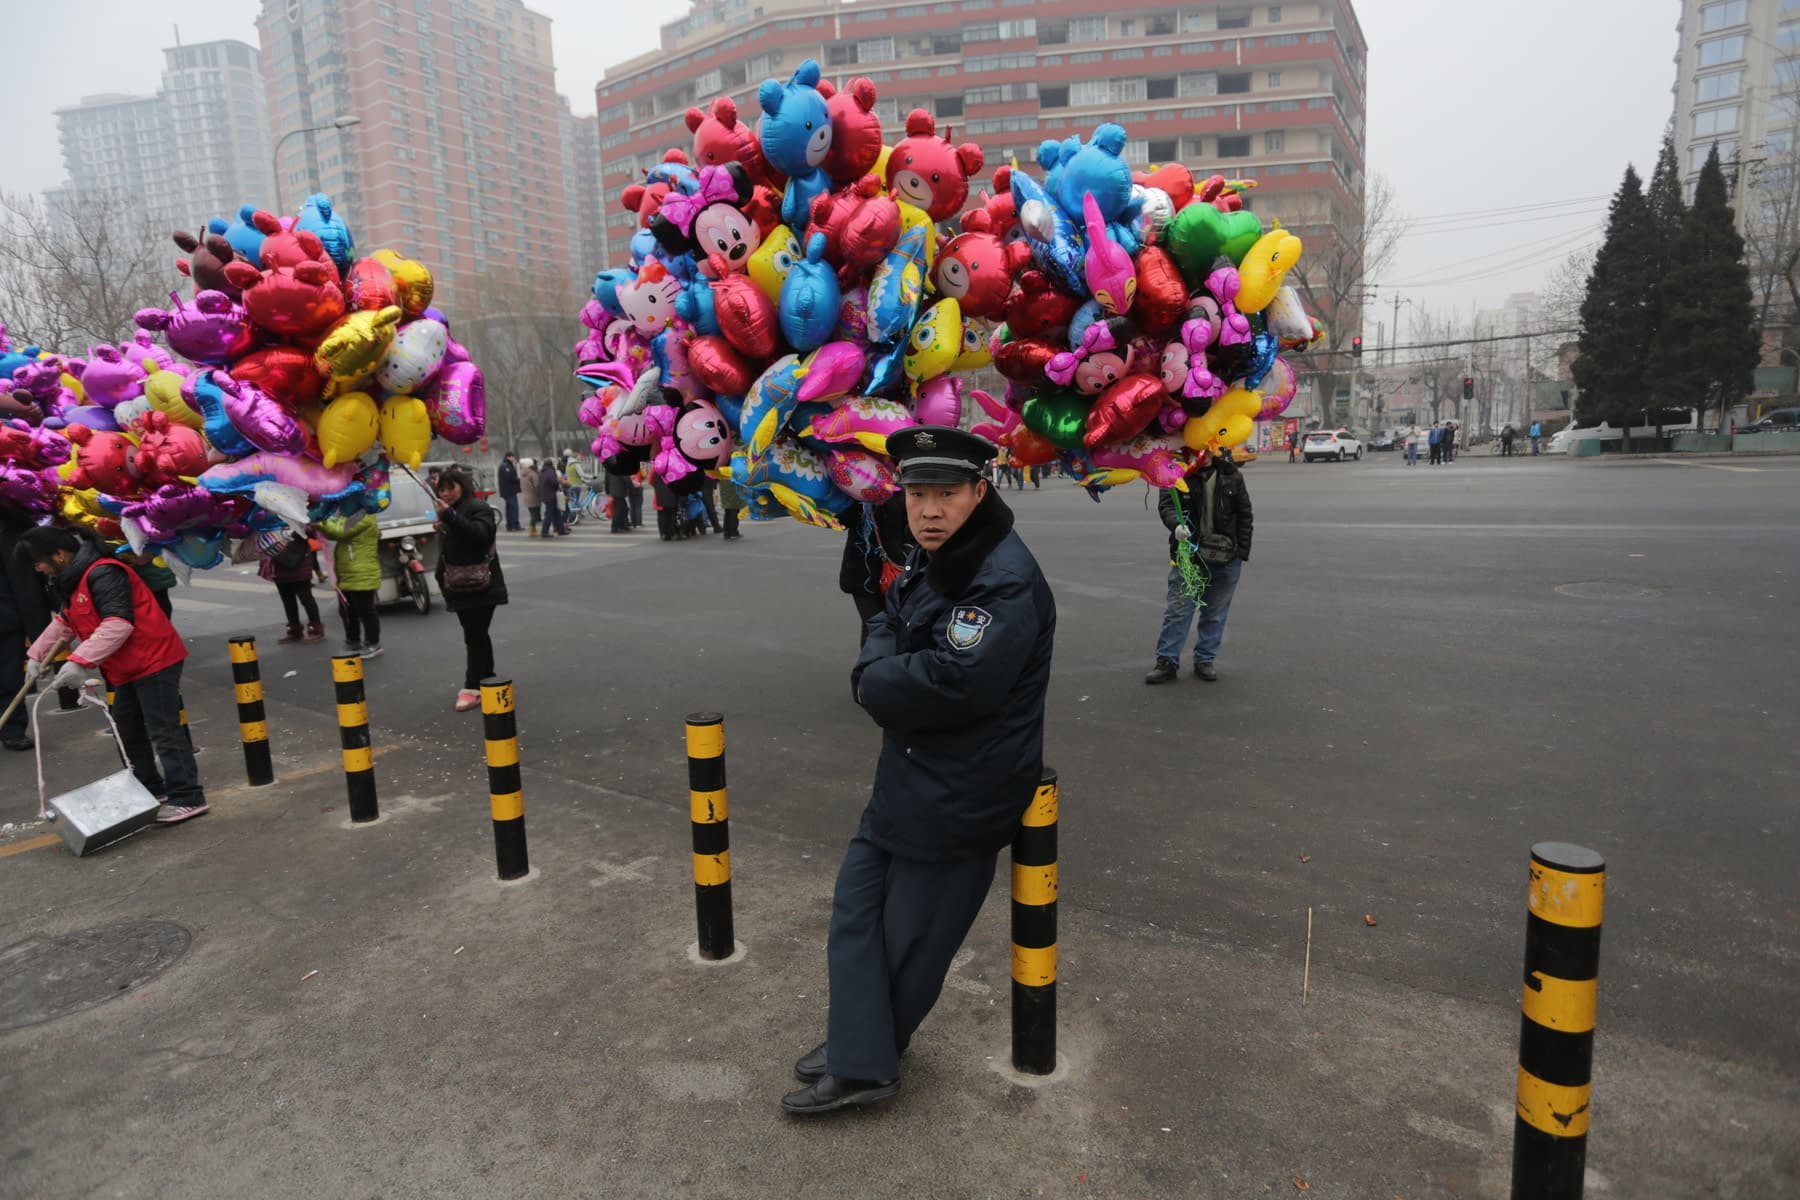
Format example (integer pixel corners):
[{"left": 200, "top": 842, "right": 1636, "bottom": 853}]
[
  {"left": 1218, "top": 135, "right": 1251, "bottom": 157},
  {"left": 1218, "top": 73, "right": 1251, "bottom": 94},
  {"left": 1267, "top": 70, "right": 1282, "bottom": 88},
  {"left": 1179, "top": 71, "right": 1218, "bottom": 97},
  {"left": 1147, "top": 76, "right": 1177, "bottom": 100},
  {"left": 858, "top": 36, "right": 895, "bottom": 62},
  {"left": 1693, "top": 105, "right": 1741, "bottom": 138},
  {"left": 1691, "top": 139, "right": 1738, "bottom": 171},
  {"left": 1698, "top": 34, "right": 1746, "bottom": 65},
  {"left": 1148, "top": 138, "right": 1178, "bottom": 161},
  {"left": 1695, "top": 69, "right": 1743, "bottom": 101},
  {"left": 1069, "top": 16, "right": 1107, "bottom": 42},
  {"left": 1264, "top": 130, "right": 1285, "bottom": 152},
  {"left": 1700, "top": 0, "right": 1747, "bottom": 31},
  {"left": 1040, "top": 85, "right": 1069, "bottom": 107},
  {"left": 1778, "top": 21, "right": 1800, "bottom": 51},
  {"left": 1217, "top": 9, "right": 1251, "bottom": 29},
  {"left": 937, "top": 95, "right": 964, "bottom": 117},
  {"left": 1268, "top": 5, "right": 1282, "bottom": 20}
]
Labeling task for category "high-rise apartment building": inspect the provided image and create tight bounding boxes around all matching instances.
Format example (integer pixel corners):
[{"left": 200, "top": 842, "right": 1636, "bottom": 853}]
[
  {"left": 1671, "top": 0, "right": 1792, "bottom": 211},
  {"left": 52, "top": 40, "right": 273, "bottom": 233},
  {"left": 559, "top": 100, "right": 606, "bottom": 280},
  {"left": 257, "top": 0, "right": 572, "bottom": 308},
  {"left": 592, "top": 0, "right": 1368, "bottom": 330}
]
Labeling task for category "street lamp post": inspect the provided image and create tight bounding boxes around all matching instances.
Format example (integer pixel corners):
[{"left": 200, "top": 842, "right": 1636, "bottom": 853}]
[{"left": 272, "top": 115, "right": 361, "bottom": 212}]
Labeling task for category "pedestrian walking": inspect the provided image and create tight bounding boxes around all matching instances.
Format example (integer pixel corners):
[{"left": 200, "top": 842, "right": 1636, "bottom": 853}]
[
  {"left": 783, "top": 426, "right": 1056, "bottom": 1116},
  {"left": 606, "top": 463, "right": 634, "bottom": 533},
  {"left": 1530, "top": 421, "right": 1542, "bottom": 455},
  {"left": 0, "top": 511, "right": 50, "bottom": 751},
  {"left": 718, "top": 477, "right": 746, "bottom": 539},
  {"left": 521, "top": 458, "right": 541, "bottom": 535},
  {"left": 432, "top": 468, "right": 508, "bottom": 713},
  {"left": 319, "top": 507, "right": 382, "bottom": 659},
  {"left": 1288, "top": 432, "right": 1301, "bottom": 463},
  {"left": 1145, "top": 449, "right": 1253, "bottom": 684},
  {"left": 16, "top": 526, "right": 208, "bottom": 823},
  {"left": 496, "top": 452, "right": 523, "bottom": 532},
  {"left": 840, "top": 492, "right": 913, "bottom": 642},
  {"left": 255, "top": 527, "right": 323, "bottom": 643},
  {"left": 538, "top": 458, "right": 569, "bottom": 537}
]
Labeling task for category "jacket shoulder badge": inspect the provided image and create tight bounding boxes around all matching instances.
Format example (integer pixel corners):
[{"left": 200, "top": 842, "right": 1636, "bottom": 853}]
[{"left": 946, "top": 606, "right": 992, "bottom": 649}]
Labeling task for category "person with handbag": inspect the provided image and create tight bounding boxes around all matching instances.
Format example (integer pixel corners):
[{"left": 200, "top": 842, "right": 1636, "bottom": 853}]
[
  {"left": 256, "top": 527, "right": 324, "bottom": 643},
  {"left": 15, "top": 525, "right": 208, "bottom": 823},
  {"left": 1145, "top": 449, "right": 1254, "bottom": 684},
  {"left": 839, "top": 492, "right": 914, "bottom": 644},
  {"left": 433, "top": 468, "right": 508, "bottom": 713}
]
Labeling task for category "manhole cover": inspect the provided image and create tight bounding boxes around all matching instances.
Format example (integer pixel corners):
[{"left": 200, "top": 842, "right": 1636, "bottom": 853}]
[
  {"left": 1554, "top": 581, "right": 1664, "bottom": 600},
  {"left": 0, "top": 919, "right": 191, "bottom": 1033}
]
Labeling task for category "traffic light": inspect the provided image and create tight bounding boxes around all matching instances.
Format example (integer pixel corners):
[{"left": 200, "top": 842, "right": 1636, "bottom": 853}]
[
  {"left": 1462, "top": 376, "right": 1474, "bottom": 400},
  {"left": 1351, "top": 335, "right": 1363, "bottom": 359}
]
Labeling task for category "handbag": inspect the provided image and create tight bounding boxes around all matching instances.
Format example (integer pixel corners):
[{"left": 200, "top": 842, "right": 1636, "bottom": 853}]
[
  {"left": 271, "top": 535, "right": 310, "bottom": 572},
  {"left": 442, "top": 553, "right": 493, "bottom": 592}
]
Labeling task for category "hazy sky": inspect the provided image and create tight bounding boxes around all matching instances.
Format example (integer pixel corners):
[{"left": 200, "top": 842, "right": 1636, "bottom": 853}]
[{"left": 0, "top": 0, "right": 1671, "bottom": 333}]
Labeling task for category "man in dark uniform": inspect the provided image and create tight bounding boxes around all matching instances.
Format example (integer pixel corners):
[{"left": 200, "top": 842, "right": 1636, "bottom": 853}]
[{"left": 782, "top": 426, "right": 1057, "bottom": 1115}]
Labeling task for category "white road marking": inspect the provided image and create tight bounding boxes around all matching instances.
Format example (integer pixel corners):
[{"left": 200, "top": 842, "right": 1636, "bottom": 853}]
[
  {"left": 183, "top": 578, "right": 277, "bottom": 593},
  {"left": 1648, "top": 457, "right": 1760, "bottom": 473}
]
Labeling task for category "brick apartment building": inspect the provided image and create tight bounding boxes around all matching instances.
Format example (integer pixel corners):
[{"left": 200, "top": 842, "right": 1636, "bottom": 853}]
[
  {"left": 592, "top": 0, "right": 1368, "bottom": 334},
  {"left": 257, "top": 0, "right": 572, "bottom": 308}
]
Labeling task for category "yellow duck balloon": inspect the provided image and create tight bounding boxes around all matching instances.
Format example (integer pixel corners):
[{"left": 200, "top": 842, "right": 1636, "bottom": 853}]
[
  {"left": 369, "top": 249, "right": 435, "bottom": 317},
  {"left": 377, "top": 394, "right": 432, "bottom": 470},
  {"left": 315, "top": 306, "right": 403, "bottom": 392},
  {"left": 316, "top": 390, "right": 381, "bottom": 468},
  {"left": 1235, "top": 224, "right": 1303, "bottom": 314}
]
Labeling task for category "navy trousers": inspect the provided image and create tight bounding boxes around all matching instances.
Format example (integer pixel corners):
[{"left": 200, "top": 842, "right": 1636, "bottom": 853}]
[{"left": 824, "top": 813, "right": 998, "bottom": 1081}]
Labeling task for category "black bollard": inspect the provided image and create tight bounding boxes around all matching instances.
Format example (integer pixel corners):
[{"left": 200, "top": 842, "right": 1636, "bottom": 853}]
[
  {"left": 482, "top": 677, "right": 529, "bottom": 880},
  {"left": 1511, "top": 842, "right": 1605, "bottom": 1199},
  {"left": 1011, "top": 767, "right": 1059, "bottom": 1074},
  {"left": 331, "top": 654, "right": 378, "bottom": 822},
  {"left": 686, "top": 712, "right": 733, "bottom": 959},
  {"left": 228, "top": 635, "right": 274, "bottom": 786}
]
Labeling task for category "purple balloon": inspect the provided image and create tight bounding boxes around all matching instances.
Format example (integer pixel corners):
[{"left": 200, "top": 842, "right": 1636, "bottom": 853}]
[
  {"left": 134, "top": 290, "right": 254, "bottom": 366},
  {"left": 427, "top": 360, "right": 485, "bottom": 445},
  {"left": 220, "top": 374, "right": 308, "bottom": 456},
  {"left": 123, "top": 483, "right": 243, "bottom": 544},
  {"left": 0, "top": 463, "right": 58, "bottom": 512},
  {"left": 60, "top": 405, "right": 119, "bottom": 432}
]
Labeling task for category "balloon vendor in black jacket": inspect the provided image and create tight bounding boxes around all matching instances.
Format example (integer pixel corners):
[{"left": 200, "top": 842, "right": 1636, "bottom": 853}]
[
  {"left": 782, "top": 426, "right": 1057, "bottom": 1117},
  {"left": 1146, "top": 450, "right": 1253, "bottom": 685}
]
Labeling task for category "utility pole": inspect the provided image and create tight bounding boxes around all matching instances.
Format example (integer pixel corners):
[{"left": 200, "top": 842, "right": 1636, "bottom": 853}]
[
  {"left": 1391, "top": 293, "right": 1402, "bottom": 367},
  {"left": 1522, "top": 332, "right": 1532, "bottom": 432}
]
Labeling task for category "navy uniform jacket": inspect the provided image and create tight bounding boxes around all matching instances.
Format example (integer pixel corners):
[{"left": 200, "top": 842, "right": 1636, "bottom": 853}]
[{"left": 851, "top": 490, "right": 1056, "bottom": 862}]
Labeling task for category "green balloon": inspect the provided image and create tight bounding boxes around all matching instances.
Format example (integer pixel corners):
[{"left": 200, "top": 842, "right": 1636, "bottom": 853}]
[
  {"left": 1021, "top": 386, "right": 1092, "bottom": 450},
  {"left": 1165, "top": 205, "right": 1265, "bottom": 282}
]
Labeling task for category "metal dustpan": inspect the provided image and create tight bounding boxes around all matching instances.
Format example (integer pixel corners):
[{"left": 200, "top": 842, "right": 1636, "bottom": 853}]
[{"left": 30, "top": 684, "right": 159, "bottom": 856}]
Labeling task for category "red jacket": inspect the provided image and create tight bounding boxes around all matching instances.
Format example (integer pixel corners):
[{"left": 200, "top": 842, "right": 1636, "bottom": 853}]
[{"left": 65, "top": 559, "right": 186, "bottom": 684}]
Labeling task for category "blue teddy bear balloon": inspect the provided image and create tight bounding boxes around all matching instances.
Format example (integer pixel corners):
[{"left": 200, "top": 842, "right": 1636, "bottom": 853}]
[
  {"left": 224, "top": 204, "right": 269, "bottom": 266},
  {"left": 757, "top": 59, "right": 833, "bottom": 233},
  {"left": 1052, "top": 124, "right": 1137, "bottom": 227},
  {"left": 297, "top": 193, "right": 354, "bottom": 274},
  {"left": 779, "top": 232, "right": 841, "bottom": 353}
]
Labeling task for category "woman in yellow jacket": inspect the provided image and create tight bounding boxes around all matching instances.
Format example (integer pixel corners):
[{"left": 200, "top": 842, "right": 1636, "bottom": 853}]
[{"left": 318, "top": 509, "right": 382, "bottom": 659}]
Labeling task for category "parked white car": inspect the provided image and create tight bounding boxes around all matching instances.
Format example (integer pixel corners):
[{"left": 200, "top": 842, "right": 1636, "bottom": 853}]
[{"left": 1303, "top": 429, "right": 1362, "bottom": 462}]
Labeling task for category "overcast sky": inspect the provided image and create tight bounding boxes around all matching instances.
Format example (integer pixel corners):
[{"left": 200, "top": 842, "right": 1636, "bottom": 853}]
[{"left": 0, "top": 0, "right": 1671, "bottom": 334}]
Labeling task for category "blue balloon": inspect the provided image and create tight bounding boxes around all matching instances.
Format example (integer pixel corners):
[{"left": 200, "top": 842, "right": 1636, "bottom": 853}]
[
  {"left": 189, "top": 371, "right": 257, "bottom": 459},
  {"left": 677, "top": 272, "right": 719, "bottom": 336},
  {"left": 1242, "top": 331, "right": 1281, "bottom": 390},
  {"left": 865, "top": 224, "right": 928, "bottom": 345},
  {"left": 758, "top": 59, "right": 832, "bottom": 231},
  {"left": 1008, "top": 170, "right": 1087, "bottom": 297},
  {"left": 224, "top": 204, "right": 269, "bottom": 265},
  {"left": 296, "top": 193, "right": 354, "bottom": 273},
  {"left": 779, "top": 232, "right": 841, "bottom": 353},
  {"left": 592, "top": 267, "right": 635, "bottom": 318}
]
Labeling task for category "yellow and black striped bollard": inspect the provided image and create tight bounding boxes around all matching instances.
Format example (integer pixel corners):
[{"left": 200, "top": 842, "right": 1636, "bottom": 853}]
[
  {"left": 227, "top": 635, "right": 274, "bottom": 786},
  {"left": 331, "top": 654, "right": 378, "bottom": 823},
  {"left": 686, "top": 712, "right": 734, "bottom": 959},
  {"left": 482, "top": 677, "right": 529, "bottom": 880},
  {"left": 1512, "top": 842, "right": 1604, "bottom": 1199},
  {"left": 1011, "top": 767, "right": 1058, "bottom": 1075}
]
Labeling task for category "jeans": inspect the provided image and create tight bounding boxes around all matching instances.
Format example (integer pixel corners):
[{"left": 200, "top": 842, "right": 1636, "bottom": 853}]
[
  {"left": 541, "top": 497, "right": 566, "bottom": 535},
  {"left": 1405, "top": 442, "right": 1418, "bottom": 465},
  {"left": 824, "top": 814, "right": 998, "bottom": 1081},
  {"left": 502, "top": 493, "right": 521, "bottom": 530},
  {"left": 1, "top": 629, "right": 28, "bottom": 741},
  {"left": 1155, "top": 558, "right": 1243, "bottom": 665},
  {"left": 112, "top": 662, "right": 203, "bottom": 805},
  {"left": 457, "top": 605, "right": 496, "bottom": 689},
  {"left": 628, "top": 487, "right": 644, "bottom": 527},
  {"left": 276, "top": 579, "right": 320, "bottom": 627},
  {"left": 339, "top": 588, "right": 380, "bottom": 647},
  {"left": 1531, "top": 437, "right": 1541, "bottom": 454}
]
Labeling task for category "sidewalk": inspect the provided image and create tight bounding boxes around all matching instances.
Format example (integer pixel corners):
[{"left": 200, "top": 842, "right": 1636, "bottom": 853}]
[{"left": 1, "top": 686, "right": 1794, "bottom": 1199}]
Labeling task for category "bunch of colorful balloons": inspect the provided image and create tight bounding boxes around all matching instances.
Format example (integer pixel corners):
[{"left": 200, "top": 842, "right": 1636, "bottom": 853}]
[
  {"left": 0, "top": 194, "right": 486, "bottom": 566},
  {"left": 574, "top": 62, "right": 1323, "bottom": 527},
  {"left": 574, "top": 60, "right": 1000, "bottom": 530}
]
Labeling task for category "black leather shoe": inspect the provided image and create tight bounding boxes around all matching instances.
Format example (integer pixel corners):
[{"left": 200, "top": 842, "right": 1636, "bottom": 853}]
[
  {"left": 2, "top": 734, "right": 32, "bottom": 751},
  {"left": 1144, "top": 658, "right": 1178, "bottom": 685},
  {"left": 1194, "top": 661, "right": 1218, "bottom": 682},
  {"left": 781, "top": 1074, "right": 900, "bottom": 1115},
  {"left": 794, "top": 1041, "right": 828, "bottom": 1083}
]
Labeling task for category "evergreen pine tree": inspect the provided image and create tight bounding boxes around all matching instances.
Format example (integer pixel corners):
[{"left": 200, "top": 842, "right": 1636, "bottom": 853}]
[
  {"left": 1643, "top": 135, "right": 1688, "bottom": 410},
  {"left": 1573, "top": 166, "right": 1657, "bottom": 425},
  {"left": 1651, "top": 146, "right": 1759, "bottom": 430}
]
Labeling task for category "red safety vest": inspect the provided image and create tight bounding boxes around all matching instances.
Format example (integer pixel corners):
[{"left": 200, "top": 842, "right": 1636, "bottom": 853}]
[{"left": 65, "top": 559, "right": 187, "bottom": 684}]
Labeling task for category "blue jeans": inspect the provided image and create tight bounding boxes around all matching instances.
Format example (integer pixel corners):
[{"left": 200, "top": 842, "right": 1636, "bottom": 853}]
[
  {"left": 502, "top": 494, "right": 520, "bottom": 530},
  {"left": 1155, "top": 558, "right": 1242, "bottom": 665}
]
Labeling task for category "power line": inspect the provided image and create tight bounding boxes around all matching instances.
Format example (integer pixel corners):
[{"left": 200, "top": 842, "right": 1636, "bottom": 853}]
[
  {"left": 1402, "top": 194, "right": 1610, "bottom": 229},
  {"left": 1375, "top": 226, "right": 1598, "bottom": 288},
  {"left": 1397, "top": 206, "right": 1606, "bottom": 238},
  {"left": 1304, "top": 327, "right": 1580, "bottom": 361}
]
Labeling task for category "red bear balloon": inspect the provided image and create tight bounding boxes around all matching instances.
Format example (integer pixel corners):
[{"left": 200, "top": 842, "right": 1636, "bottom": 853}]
[
  {"left": 934, "top": 232, "right": 1031, "bottom": 321},
  {"left": 817, "top": 77, "right": 884, "bottom": 185},
  {"left": 885, "top": 110, "right": 984, "bottom": 222},
  {"left": 687, "top": 98, "right": 780, "bottom": 189}
]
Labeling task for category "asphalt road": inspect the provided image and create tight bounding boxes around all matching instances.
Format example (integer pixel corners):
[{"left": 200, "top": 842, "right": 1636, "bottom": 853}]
[{"left": 1, "top": 451, "right": 1795, "bottom": 1197}]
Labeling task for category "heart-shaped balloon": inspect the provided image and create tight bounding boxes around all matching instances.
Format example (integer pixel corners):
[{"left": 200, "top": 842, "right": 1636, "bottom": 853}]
[
  {"left": 1132, "top": 246, "right": 1190, "bottom": 337},
  {"left": 1020, "top": 387, "right": 1091, "bottom": 450},
  {"left": 1083, "top": 374, "right": 1166, "bottom": 448},
  {"left": 1164, "top": 205, "right": 1265, "bottom": 282}
]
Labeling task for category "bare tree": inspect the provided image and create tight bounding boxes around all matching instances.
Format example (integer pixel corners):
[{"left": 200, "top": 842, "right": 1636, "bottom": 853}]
[
  {"left": 1540, "top": 247, "right": 1596, "bottom": 334},
  {"left": 0, "top": 190, "right": 171, "bottom": 352},
  {"left": 1286, "top": 172, "right": 1408, "bottom": 416},
  {"left": 1741, "top": 87, "right": 1800, "bottom": 339},
  {"left": 456, "top": 270, "right": 586, "bottom": 459},
  {"left": 1405, "top": 304, "right": 1471, "bottom": 425}
]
